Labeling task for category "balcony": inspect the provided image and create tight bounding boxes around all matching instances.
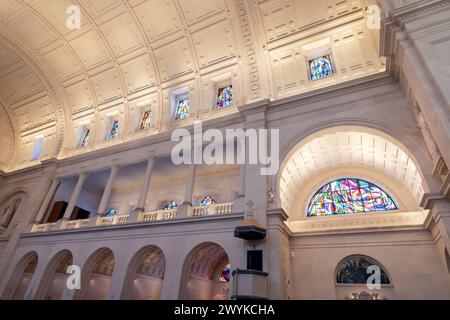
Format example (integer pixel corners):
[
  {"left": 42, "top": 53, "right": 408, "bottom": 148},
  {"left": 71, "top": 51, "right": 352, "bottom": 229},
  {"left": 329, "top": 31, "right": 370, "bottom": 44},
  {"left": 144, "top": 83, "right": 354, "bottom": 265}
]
[{"left": 30, "top": 202, "right": 234, "bottom": 233}]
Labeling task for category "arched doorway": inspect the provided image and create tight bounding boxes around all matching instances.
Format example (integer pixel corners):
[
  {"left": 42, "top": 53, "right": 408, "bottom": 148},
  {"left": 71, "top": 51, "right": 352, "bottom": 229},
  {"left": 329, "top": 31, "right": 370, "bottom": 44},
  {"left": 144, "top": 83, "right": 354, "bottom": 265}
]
[
  {"left": 122, "top": 246, "right": 166, "bottom": 300},
  {"left": 35, "top": 250, "right": 73, "bottom": 300},
  {"left": 78, "top": 248, "right": 114, "bottom": 300},
  {"left": 180, "top": 242, "right": 230, "bottom": 300},
  {"left": 4, "top": 251, "right": 38, "bottom": 300}
]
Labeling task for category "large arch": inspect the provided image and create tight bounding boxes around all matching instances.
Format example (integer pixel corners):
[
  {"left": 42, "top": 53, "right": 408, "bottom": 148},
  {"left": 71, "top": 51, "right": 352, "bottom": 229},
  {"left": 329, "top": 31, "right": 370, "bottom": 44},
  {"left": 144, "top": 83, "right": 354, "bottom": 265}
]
[
  {"left": 179, "top": 242, "right": 230, "bottom": 300},
  {"left": 74, "top": 248, "right": 114, "bottom": 300},
  {"left": 277, "top": 125, "right": 431, "bottom": 218},
  {"left": 34, "top": 250, "right": 73, "bottom": 300},
  {"left": 121, "top": 245, "right": 166, "bottom": 300},
  {"left": 2, "top": 251, "right": 38, "bottom": 300}
]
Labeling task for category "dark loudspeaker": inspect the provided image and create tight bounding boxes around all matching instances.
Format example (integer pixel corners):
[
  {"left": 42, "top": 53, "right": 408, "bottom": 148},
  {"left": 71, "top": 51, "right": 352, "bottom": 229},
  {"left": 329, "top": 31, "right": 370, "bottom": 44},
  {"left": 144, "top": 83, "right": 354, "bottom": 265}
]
[{"left": 247, "top": 250, "right": 263, "bottom": 271}]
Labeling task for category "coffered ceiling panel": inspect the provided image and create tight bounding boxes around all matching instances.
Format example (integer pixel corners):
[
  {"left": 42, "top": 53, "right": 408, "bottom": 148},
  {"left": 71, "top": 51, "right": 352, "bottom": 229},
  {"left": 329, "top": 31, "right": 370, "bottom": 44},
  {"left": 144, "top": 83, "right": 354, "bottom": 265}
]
[
  {"left": 0, "top": 65, "right": 45, "bottom": 106},
  {"left": 91, "top": 67, "right": 123, "bottom": 105},
  {"left": 120, "top": 54, "right": 157, "bottom": 94},
  {"left": 43, "top": 44, "right": 83, "bottom": 82},
  {"left": 66, "top": 79, "right": 95, "bottom": 114},
  {"left": 133, "top": 0, "right": 183, "bottom": 43},
  {"left": 69, "top": 29, "right": 112, "bottom": 70},
  {"left": 154, "top": 36, "right": 195, "bottom": 81},
  {"left": 178, "top": 0, "right": 227, "bottom": 26}
]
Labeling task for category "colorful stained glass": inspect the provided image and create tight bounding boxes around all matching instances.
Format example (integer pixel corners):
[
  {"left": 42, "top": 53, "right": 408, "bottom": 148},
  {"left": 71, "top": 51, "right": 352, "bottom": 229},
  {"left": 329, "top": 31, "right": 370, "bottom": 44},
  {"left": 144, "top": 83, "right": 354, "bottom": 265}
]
[
  {"left": 106, "top": 120, "right": 119, "bottom": 140},
  {"left": 309, "top": 55, "right": 334, "bottom": 80},
  {"left": 105, "top": 209, "right": 117, "bottom": 217},
  {"left": 219, "top": 263, "right": 230, "bottom": 282},
  {"left": 80, "top": 128, "right": 90, "bottom": 147},
  {"left": 175, "top": 95, "right": 190, "bottom": 120},
  {"left": 307, "top": 178, "right": 397, "bottom": 216},
  {"left": 163, "top": 201, "right": 178, "bottom": 210},
  {"left": 336, "top": 255, "right": 390, "bottom": 284},
  {"left": 216, "top": 85, "right": 233, "bottom": 109},
  {"left": 140, "top": 111, "right": 152, "bottom": 129}
]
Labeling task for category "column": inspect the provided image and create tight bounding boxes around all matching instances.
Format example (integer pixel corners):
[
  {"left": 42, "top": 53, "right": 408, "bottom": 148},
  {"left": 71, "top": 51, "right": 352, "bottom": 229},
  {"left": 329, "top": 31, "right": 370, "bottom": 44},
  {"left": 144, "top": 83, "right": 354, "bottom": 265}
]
[
  {"left": 34, "top": 178, "right": 60, "bottom": 224},
  {"left": 96, "top": 165, "right": 120, "bottom": 216},
  {"left": 178, "top": 162, "right": 197, "bottom": 218},
  {"left": 135, "top": 157, "right": 157, "bottom": 212},
  {"left": 184, "top": 162, "right": 197, "bottom": 205},
  {"left": 62, "top": 172, "right": 89, "bottom": 221}
]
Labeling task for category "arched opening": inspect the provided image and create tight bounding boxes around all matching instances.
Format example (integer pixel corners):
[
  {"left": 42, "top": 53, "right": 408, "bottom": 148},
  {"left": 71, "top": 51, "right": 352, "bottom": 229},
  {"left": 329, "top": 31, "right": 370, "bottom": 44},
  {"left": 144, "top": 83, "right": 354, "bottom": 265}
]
[
  {"left": 4, "top": 251, "right": 38, "bottom": 300},
  {"left": 278, "top": 126, "right": 427, "bottom": 219},
  {"left": 35, "top": 250, "right": 73, "bottom": 300},
  {"left": 0, "top": 192, "right": 26, "bottom": 232},
  {"left": 122, "top": 246, "right": 166, "bottom": 300},
  {"left": 78, "top": 248, "right": 114, "bottom": 300},
  {"left": 335, "top": 254, "right": 395, "bottom": 300},
  {"left": 180, "top": 242, "right": 230, "bottom": 300}
]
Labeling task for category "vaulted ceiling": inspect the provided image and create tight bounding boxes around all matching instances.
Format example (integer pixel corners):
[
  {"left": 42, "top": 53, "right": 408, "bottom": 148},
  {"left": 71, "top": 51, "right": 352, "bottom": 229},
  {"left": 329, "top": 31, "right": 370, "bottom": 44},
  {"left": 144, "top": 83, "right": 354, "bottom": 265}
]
[{"left": 0, "top": 0, "right": 383, "bottom": 172}]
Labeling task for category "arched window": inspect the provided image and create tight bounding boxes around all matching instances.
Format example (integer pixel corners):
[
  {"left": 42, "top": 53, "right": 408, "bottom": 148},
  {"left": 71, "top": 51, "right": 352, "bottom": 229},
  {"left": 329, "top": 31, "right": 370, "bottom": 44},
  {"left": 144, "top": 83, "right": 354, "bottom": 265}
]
[
  {"left": 0, "top": 196, "right": 22, "bottom": 229},
  {"left": 336, "top": 255, "right": 390, "bottom": 285},
  {"left": 307, "top": 178, "right": 397, "bottom": 216}
]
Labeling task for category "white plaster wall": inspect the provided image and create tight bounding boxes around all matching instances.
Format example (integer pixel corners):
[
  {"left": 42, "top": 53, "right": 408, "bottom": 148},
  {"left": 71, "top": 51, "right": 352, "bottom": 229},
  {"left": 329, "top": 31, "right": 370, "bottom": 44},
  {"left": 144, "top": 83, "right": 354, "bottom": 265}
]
[{"left": 289, "top": 230, "right": 450, "bottom": 299}]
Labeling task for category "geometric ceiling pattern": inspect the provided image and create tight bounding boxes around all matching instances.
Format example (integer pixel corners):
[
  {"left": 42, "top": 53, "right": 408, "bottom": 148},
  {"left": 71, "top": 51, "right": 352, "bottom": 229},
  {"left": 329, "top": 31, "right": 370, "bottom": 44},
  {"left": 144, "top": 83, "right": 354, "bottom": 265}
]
[
  {"left": 0, "top": 0, "right": 383, "bottom": 172},
  {"left": 279, "top": 130, "right": 425, "bottom": 215}
]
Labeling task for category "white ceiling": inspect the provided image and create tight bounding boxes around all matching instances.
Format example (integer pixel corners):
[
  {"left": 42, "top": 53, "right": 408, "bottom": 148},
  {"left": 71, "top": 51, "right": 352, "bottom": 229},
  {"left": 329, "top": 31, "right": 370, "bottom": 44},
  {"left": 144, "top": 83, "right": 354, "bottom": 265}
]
[{"left": 0, "top": 0, "right": 383, "bottom": 172}]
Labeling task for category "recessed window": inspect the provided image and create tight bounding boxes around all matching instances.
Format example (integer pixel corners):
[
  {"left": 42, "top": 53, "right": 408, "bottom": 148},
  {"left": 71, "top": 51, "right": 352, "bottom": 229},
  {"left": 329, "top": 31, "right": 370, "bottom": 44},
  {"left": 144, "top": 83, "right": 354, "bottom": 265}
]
[
  {"left": 140, "top": 110, "right": 152, "bottom": 129},
  {"left": 308, "top": 54, "right": 334, "bottom": 80},
  {"left": 106, "top": 120, "right": 119, "bottom": 140},
  {"left": 216, "top": 85, "right": 233, "bottom": 109},
  {"left": 307, "top": 178, "right": 397, "bottom": 216},
  {"left": 163, "top": 201, "right": 178, "bottom": 210},
  {"left": 79, "top": 127, "right": 90, "bottom": 147},
  {"left": 219, "top": 263, "right": 230, "bottom": 282},
  {"left": 175, "top": 94, "right": 190, "bottom": 121},
  {"left": 336, "top": 255, "right": 391, "bottom": 284},
  {"left": 105, "top": 209, "right": 118, "bottom": 217},
  {"left": 31, "top": 137, "right": 44, "bottom": 160}
]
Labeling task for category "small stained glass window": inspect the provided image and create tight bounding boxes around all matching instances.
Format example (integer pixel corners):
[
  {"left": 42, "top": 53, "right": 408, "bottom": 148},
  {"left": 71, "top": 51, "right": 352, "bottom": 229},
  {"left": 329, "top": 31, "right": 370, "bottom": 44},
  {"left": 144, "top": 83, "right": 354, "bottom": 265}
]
[
  {"left": 309, "top": 55, "right": 334, "bottom": 80},
  {"left": 80, "top": 128, "right": 90, "bottom": 148},
  {"left": 216, "top": 85, "right": 233, "bottom": 109},
  {"left": 140, "top": 111, "right": 152, "bottom": 129},
  {"left": 105, "top": 209, "right": 117, "bottom": 217},
  {"left": 219, "top": 263, "right": 230, "bottom": 282},
  {"left": 163, "top": 201, "right": 178, "bottom": 210},
  {"left": 106, "top": 120, "right": 119, "bottom": 140},
  {"left": 307, "top": 178, "right": 397, "bottom": 216},
  {"left": 175, "top": 95, "right": 190, "bottom": 120}
]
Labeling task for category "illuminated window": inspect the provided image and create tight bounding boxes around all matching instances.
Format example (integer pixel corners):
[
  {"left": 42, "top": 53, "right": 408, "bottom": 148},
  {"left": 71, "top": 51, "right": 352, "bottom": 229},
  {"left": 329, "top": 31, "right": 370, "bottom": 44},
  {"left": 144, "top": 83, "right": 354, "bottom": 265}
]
[
  {"left": 106, "top": 120, "right": 119, "bottom": 140},
  {"left": 308, "top": 55, "right": 334, "bottom": 80},
  {"left": 105, "top": 209, "right": 117, "bottom": 217},
  {"left": 175, "top": 94, "right": 190, "bottom": 120},
  {"left": 163, "top": 201, "right": 178, "bottom": 210},
  {"left": 196, "top": 196, "right": 216, "bottom": 216},
  {"left": 307, "top": 178, "right": 397, "bottom": 216},
  {"left": 80, "top": 128, "right": 90, "bottom": 147},
  {"left": 216, "top": 85, "right": 233, "bottom": 109},
  {"left": 336, "top": 255, "right": 390, "bottom": 284},
  {"left": 219, "top": 263, "right": 230, "bottom": 282},
  {"left": 140, "top": 111, "right": 152, "bottom": 129},
  {"left": 31, "top": 137, "right": 44, "bottom": 161}
]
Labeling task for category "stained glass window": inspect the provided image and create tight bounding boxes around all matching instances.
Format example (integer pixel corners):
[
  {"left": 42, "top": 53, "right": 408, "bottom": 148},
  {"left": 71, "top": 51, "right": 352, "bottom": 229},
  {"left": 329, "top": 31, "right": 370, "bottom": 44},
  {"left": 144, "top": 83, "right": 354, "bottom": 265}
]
[
  {"left": 106, "top": 120, "right": 119, "bottom": 140},
  {"left": 309, "top": 55, "right": 334, "bottom": 80},
  {"left": 336, "top": 255, "right": 390, "bottom": 284},
  {"left": 105, "top": 209, "right": 117, "bottom": 217},
  {"left": 163, "top": 201, "right": 178, "bottom": 210},
  {"left": 216, "top": 85, "right": 233, "bottom": 109},
  {"left": 80, "top": 128, "right": 90, "bottom": 147},
  {"left": 219, "top": 263, "right": 230, "bottom": 282},
  {"left": 140, "top": 111, "right": 152, "bottom": 129},
  {"left": 198, "top": 195, "right": 216, "bottom": 206},
  {"left": 175, "top": 95, "right": 190, "bottom": 120},
  {"left": 307, "top": 178, "right": 397, "bottom": 216}
]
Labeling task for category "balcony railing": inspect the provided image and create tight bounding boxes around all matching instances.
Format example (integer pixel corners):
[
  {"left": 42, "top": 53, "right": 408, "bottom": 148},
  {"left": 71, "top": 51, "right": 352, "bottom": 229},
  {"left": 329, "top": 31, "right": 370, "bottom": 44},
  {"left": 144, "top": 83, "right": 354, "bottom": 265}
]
[
  {"left": 192, "top": 202, "right": 233, "bottom": 217},
  {"left": 139, "top": 208, "right": 177, "bottom": 222},
  {"left": 30, "top": 202, "right": 234, "bottom": 233},
  {"left": 61, "top": 219, "right": 90, "bottom": 230}
]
